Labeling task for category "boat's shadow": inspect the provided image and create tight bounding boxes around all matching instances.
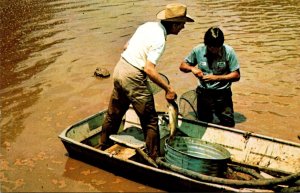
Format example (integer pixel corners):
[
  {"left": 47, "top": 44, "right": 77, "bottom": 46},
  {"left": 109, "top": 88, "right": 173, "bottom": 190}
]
[{"left": 62, "top": 153, "right": 193, "bottom": 192}]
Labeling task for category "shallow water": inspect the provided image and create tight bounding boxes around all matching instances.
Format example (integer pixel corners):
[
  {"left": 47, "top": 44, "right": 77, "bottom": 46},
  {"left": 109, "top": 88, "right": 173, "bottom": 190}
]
[{"left": 1, "top": 0, "right": 299, "bottom": 192}]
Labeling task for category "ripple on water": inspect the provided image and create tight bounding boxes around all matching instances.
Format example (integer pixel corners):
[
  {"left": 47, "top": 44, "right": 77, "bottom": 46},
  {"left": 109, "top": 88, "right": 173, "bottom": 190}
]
[{"left": 1, "top": 0, "right": 300, "bottom": 191}]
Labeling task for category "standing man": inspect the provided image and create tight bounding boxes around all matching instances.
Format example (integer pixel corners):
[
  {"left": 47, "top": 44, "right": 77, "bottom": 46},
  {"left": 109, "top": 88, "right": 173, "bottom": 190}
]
[
  {"left": 180, "top": 27, "right": 240, "bottom": 127},
  {"left": 100, "top": 3, "right": 194, "bottom": 159}
]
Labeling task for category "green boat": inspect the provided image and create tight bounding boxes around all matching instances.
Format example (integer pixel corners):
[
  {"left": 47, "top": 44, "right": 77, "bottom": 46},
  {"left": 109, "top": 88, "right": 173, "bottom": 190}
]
[{"left": 59, "top": 107, "right": 300, "bottom": 192}]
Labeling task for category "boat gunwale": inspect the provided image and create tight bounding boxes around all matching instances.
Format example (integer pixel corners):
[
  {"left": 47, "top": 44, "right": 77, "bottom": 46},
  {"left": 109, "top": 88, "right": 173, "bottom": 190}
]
[
  {"left": 178, "top": 115, "right": 300, "bottom": 148},
  {"left": 60, "top": 108, "right": 300, "bottom": 148}
]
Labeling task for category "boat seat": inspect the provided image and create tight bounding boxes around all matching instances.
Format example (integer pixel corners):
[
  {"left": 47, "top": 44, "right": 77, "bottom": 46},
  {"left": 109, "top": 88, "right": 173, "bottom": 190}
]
[
  {"left": 109, "top": 134, "right": 145, "bottom": 149},
  {"left": 104, "top": 144, "right": 136, "bottom": 159}
]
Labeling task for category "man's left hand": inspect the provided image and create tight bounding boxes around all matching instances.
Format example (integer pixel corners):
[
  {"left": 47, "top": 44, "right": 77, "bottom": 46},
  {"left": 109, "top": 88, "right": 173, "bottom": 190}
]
[{"left": 202, "top": 74, "right": 218, "bottom": 82}]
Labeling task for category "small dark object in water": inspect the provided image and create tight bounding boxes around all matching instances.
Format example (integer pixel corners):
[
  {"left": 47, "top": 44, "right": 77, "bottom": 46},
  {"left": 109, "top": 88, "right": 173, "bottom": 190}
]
[{"left": 94, "top": 67, "right": 110, "bottom": 78}]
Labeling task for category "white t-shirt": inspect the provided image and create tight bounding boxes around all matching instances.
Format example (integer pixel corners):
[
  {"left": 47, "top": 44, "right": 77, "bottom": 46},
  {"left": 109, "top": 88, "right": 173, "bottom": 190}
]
[{"left": 121, "top": 22, "right": 167, "bottom": 70}]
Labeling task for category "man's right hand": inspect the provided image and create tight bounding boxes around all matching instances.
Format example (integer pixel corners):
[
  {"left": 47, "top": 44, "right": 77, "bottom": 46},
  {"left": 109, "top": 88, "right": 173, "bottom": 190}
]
[
  {"left": 180, "top": 61, "right": 203, "bottom": 79},
  {"left": 191, "top": 67, "right": 204, "bottom": 79},
  {"left": 165, "top": 86, "right": 177, "bottom": 102}
]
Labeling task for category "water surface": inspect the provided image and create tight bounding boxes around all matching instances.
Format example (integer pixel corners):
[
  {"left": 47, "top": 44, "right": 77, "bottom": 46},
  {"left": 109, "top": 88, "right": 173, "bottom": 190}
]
[{"left": 1, "top": 0, "right": 299, "bottom": 191}]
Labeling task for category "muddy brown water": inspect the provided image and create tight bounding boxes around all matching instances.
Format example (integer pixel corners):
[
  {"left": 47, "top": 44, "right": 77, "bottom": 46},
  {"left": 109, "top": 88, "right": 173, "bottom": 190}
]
[{"left": 1, "top": 0, "right": 300, "bottom": 192}]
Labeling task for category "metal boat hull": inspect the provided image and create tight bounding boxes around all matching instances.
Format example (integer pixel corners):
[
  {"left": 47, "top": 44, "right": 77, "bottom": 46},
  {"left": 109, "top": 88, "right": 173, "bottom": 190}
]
[{"left": 59, "top": 108, "right": 300, "bottom": 192}]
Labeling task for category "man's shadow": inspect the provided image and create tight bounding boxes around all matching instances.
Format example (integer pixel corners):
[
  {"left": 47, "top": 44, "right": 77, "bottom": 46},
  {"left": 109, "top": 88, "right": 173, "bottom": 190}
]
[
  {"left": 210, "top": 112, "right": 246, "bottom": 125},
  {"left": 234, "top": 112, "right": 247, "bottom": 124}
]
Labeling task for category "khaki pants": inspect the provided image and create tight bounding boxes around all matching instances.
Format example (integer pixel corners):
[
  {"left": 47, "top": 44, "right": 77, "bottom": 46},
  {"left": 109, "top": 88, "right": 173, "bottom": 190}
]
[{"left": 100, "top": 58, "right": 160, "bottom": 159}]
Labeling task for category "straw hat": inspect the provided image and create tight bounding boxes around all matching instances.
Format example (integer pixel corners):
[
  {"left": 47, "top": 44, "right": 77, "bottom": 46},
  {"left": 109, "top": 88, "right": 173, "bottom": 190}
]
[{"left": 157, "top": 3, "right": 194, "bottom": 22}]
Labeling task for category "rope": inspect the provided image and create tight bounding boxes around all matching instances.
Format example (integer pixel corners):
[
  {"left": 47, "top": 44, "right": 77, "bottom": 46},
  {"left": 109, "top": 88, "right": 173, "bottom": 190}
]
[{"left": 156, "top": 157, "right": 300, "bottom": 188}]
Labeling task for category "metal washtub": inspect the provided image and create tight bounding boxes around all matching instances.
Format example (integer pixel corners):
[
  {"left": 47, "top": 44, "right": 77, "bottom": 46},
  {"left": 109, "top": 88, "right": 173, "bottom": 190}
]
[{"left": 164, "top": 137, "right": 231, "bottom": 177}]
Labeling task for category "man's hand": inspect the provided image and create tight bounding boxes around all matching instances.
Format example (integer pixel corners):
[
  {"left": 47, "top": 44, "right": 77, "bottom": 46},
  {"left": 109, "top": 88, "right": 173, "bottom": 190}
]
[
  {"left": 144, "top": 60, "right": 177, "bottom": 102},
  {"left": 165, "top": 86, "right": 177, "bottom": 102},
  {"left": 202, "top": 70, "right": 240, "bottom": 82},
  {"left": 202, "top": 74, "right": 218, "bottom": 81},
  {"left": 180, "top": 61, "right": 203, "bottom": 79},
  {"left": 191, "top": 67, "right": 204, "bottom": 79}
]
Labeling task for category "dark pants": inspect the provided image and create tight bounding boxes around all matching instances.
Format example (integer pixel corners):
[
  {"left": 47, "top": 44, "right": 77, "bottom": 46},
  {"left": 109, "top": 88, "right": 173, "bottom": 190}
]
[
  {"left": 100, "top": 58, "right": 160, "bottom": 159},
  {"left": 196, "top": 87, "right": 235, "bottom": 127}
]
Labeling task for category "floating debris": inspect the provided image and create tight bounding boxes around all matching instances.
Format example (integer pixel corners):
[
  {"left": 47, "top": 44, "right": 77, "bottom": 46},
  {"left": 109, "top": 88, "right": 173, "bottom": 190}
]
[{"left": 94, "top": 67, "right": 110, "bottom": 78}]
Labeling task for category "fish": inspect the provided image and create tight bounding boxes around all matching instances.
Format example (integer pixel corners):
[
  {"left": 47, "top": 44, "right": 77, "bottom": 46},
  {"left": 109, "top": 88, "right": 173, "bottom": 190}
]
[{"left": 168, "top": 100, "right": 179, "bottom": 140}]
